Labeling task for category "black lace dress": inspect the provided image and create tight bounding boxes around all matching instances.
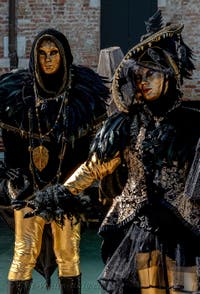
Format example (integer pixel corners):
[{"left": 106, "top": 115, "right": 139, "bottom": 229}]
[{"left": 95, "top": 100, "right": 200, "bottom": 293}]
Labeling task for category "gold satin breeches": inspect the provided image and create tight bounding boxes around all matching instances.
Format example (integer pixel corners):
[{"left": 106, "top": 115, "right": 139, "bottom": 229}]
[{"left": 8, "top": 207, "right": 80, "bottom": 281}]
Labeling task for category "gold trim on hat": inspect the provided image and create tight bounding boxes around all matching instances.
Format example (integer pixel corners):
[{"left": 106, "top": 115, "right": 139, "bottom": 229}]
[{"left": 112, "top": 23, "right": 184, "bottom": 113}]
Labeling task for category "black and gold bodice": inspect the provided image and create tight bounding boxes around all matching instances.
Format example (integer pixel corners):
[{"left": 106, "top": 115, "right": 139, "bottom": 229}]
[{"left": 88, "top": 101, "right": 200, "bottom": 235}]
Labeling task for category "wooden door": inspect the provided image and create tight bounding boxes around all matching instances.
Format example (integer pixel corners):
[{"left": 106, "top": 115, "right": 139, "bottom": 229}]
[{"left": 100, "top": 0, "right": 157, "bottom": 54}]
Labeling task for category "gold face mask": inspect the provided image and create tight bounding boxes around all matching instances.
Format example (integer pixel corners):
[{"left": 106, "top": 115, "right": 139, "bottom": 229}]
[
  {"left": 135, "top": 67, "right": 168, "bottom": 101},
  {"left": 38, "top": 40, "right": 61, "bottom": 75}
]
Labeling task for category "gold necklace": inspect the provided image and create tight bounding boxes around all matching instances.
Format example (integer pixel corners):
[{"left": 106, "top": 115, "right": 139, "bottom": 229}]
[
  {"left": 32, "top": 92, "right": 68, "bottom": 172},
  {"left": 29, "top": 68, "right": 72, "bottom": 182}
]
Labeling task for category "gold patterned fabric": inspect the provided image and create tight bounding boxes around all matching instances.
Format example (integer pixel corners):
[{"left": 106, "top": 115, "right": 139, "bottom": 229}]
[{"left": 100, "top": 131, "right": 149, "bottom": 229}]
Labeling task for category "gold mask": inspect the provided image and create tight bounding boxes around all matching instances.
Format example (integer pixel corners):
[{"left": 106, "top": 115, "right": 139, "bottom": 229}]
[
  {"left": 38, "top": 40, "right": 61, "bottom": 75},
  {"left": 135, "top": 67, "right": 168, "bottom": 101}
]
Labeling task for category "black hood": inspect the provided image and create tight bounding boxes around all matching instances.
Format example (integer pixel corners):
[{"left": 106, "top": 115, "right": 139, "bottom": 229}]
[{"left": 29, "top": 28, "right": 73, "bottom": 97}]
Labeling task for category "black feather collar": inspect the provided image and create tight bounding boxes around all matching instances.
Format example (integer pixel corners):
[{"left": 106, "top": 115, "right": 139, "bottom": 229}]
[{"left": 0, "top": 66, "right": 109, "bottom": 142}]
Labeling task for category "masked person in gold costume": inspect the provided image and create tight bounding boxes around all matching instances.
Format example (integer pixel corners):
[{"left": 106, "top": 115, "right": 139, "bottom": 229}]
[
  {"left": 0, "top": 28, "right": 109, "bottom": 293},
  {"left": 23, "top": 11, "right": 200, "bottom": 294}
]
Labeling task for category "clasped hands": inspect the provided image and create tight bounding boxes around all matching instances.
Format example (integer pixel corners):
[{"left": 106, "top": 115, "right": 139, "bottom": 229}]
[{"left": 12, "top": 184, "right": 79, "bottom": 226}]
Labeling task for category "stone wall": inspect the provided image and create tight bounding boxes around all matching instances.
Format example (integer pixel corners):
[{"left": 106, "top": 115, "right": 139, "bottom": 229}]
[{"left": 158, "top": 0, "right": 200, "bottom": 100}]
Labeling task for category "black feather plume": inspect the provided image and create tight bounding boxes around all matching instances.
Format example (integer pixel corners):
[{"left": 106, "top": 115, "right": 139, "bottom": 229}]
[
  {"left": 0, "top": 69, "right": 34, "bottom": 117},
  {"left": 68, "top": 65, "right": 109, "bottom": 138},
  {"left": 89, "top": 112, "right": 129, "bottom": 162},
  {"left": 141, "top": 10, "right": 163, "bottom": 41},
  {"left": 178, "top": 36, "right": 195, "bottom": 84}
]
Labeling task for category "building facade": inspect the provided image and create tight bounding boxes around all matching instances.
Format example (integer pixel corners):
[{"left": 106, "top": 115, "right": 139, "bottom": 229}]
[
  {"left": 0, "top": 0, "right": 199, "bottom": 101},
  {"left": 159, "top": 0, "right": 200, "bottom": 100}
]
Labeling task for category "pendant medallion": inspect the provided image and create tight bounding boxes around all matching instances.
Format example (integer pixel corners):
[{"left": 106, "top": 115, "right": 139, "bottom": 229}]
[{"left": 32, "top": 145, "right": 49, "bottom": 171}]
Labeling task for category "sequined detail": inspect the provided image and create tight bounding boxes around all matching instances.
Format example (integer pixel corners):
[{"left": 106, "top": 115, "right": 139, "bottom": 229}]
[
  {"left": 101, "top": 127, "right": 148, "bottom": 228},
  {"left": 100, "top": 114, "right": 199, "bottom": 233}
]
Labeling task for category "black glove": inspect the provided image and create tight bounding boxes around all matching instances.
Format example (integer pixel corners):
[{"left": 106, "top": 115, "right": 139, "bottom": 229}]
[
  {"left": 11, "top": 199, "right": 29, "bottom": 210},
  {"left": 0, "top": 162, "right": 33, "bottom": 207},
  {"left": 0, "top": 161, "right": 7, "bottom": 178},
  {"left": 7, "top": 168, "right": 33, "bottom": 202},
  {"left": 23, "top": 184, "right": 80, "bottom": 227}
]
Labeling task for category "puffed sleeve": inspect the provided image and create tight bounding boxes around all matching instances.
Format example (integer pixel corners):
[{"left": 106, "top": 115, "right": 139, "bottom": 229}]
[{"left": 64, "top": 152, "right": 121, "bottom": 195}]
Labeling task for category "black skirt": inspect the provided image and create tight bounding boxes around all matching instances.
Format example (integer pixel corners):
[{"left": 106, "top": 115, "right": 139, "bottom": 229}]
[{"left": 98, "top": 216, "right": 200, "bottom": 294}]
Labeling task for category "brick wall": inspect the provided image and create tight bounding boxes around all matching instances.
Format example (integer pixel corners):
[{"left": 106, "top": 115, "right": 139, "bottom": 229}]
[
  {"left": 0, "top": 0, "right": 101, "bottom": 73},
  {"left": 0, "top": 1, "right": 199, "bottom": 158},
  {"left": 0, "top": 0, "right": 101, "bottom": 157},
  {"left": 158, "top": 0, "right": 200, "bottom": 100},
  {"left": 0, "top": 0, "right": 199, "bottom": 100}
]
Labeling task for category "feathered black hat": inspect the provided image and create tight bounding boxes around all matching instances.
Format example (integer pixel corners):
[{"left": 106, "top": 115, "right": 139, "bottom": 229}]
[{"left": 112, "top": 10, "right": 195, "bottom": 113}]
